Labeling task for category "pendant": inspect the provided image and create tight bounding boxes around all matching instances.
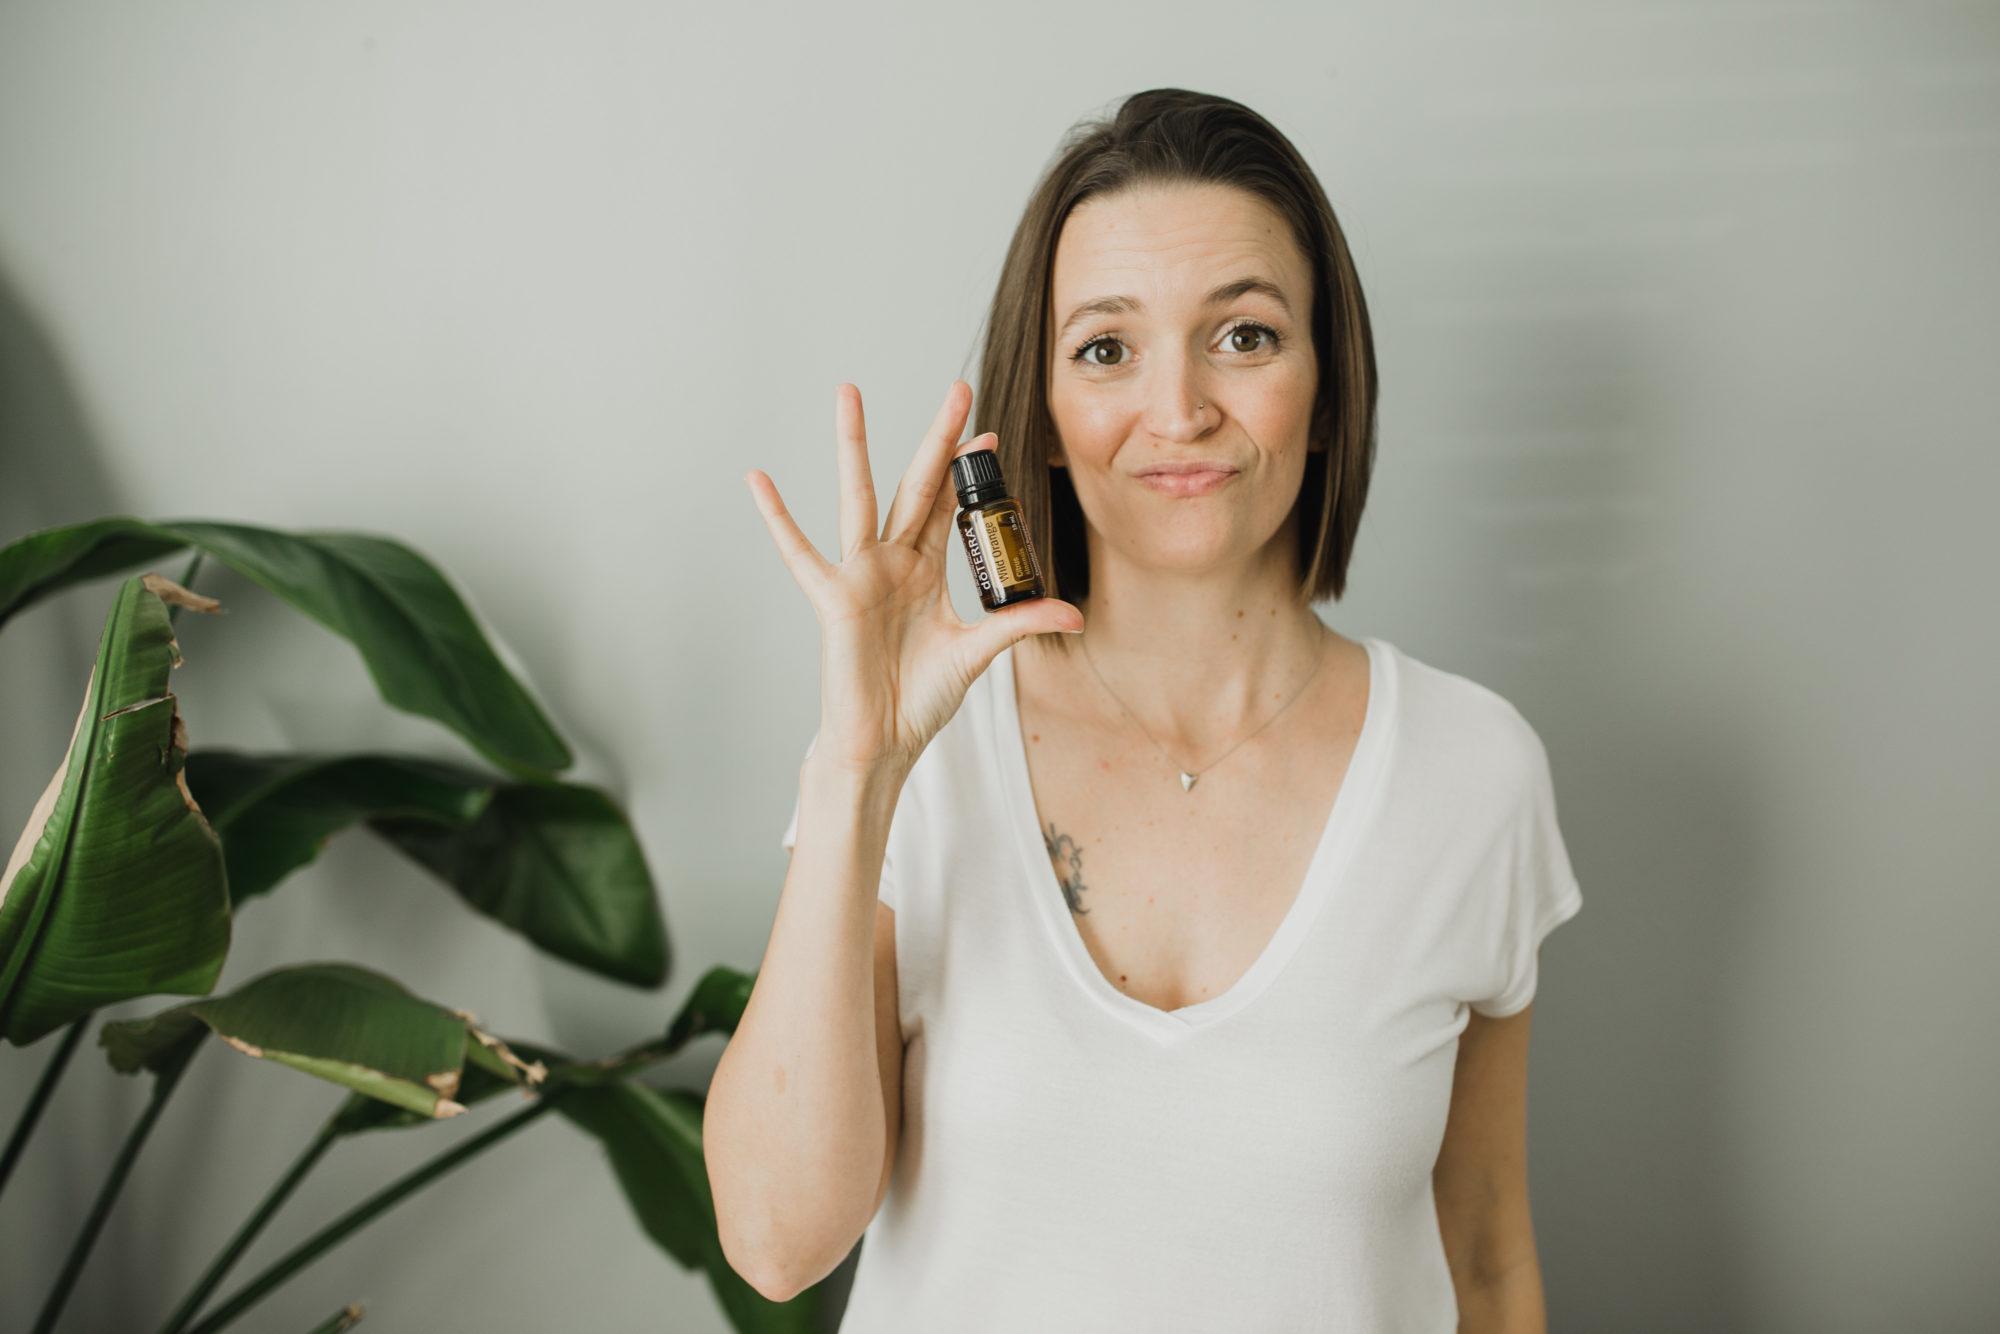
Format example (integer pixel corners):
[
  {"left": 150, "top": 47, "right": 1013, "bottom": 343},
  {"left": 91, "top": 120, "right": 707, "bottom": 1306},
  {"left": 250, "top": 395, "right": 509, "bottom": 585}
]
[{"left": 1180, "top": 772, "right": 1198, "bottom": 791}]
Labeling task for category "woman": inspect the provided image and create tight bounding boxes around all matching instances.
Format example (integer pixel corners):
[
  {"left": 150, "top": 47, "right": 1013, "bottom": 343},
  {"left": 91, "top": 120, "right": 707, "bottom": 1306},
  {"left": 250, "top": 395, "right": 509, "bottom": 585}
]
[{"left": 709, "top": 89, "right": 1584, "bottom": 1332}]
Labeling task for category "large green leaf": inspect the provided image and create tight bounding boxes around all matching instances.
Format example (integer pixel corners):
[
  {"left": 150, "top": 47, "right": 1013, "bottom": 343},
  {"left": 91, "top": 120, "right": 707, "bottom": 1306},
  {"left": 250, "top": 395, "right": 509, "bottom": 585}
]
[
  {"left": 181, "top": 749, "right": 668, "bottom": 988},
  {"left": 373, "top": 782, "right": 667, "bottom": 989},
  {"left": 0, "top": 574, "right": 232, "bottom": 1045},
  {"left": 100, "top": 962, "right": 545, "bottom": 1119},
  {"left": 182, "top": 751, "right": 484, "bottom": 904},
  {"left": 561, "top": 1083, "right": 827, "bottom": 1332},
  {"left": 220, "top": 968, "right": 810, "bottom": 1325},
  {"left": 331, "top": 1034, "right": 574, "bottom": 1135},
  {"left": 0, "top": 518, "right": 571, "bottom": 776},
  {"left": 0, "top": 518, "right": 188, "bottom": 616},
  {"left": 332, "top": 964, "right": 750, "bottom": 1135}
]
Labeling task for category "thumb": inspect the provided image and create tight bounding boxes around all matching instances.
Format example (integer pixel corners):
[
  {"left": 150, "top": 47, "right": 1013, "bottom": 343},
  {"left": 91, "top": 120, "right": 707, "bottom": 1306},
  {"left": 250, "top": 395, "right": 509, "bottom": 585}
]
[{"left": 960, "top": 597, "right": 1085, "bottom": 678}]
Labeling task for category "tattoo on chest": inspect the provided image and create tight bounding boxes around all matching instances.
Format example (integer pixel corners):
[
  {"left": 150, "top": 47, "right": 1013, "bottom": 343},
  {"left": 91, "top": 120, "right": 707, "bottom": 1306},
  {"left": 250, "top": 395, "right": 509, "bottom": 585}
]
[{"left": 1042, "top": 821, "right": 1089, "bottom": 915}]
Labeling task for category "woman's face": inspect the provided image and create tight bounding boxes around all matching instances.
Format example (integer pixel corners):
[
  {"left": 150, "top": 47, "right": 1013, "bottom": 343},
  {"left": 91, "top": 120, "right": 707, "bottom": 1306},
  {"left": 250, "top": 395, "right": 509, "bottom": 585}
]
[{"left": 1045, "top": 181, "right": 1319, "bottom": 581}]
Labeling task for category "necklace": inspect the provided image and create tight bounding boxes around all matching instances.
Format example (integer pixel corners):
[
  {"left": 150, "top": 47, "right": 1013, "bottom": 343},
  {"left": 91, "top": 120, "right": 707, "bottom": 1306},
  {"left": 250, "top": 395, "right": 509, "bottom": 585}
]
[{"left": 1078, "top": 624, "right": 1329, "bottom": 792}]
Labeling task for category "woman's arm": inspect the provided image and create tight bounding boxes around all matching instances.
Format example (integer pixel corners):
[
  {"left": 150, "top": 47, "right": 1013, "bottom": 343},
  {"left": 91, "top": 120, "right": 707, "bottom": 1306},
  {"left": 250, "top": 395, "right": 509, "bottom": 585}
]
[
  {"left": 1434, "top": 1004, "right": 1548, "bottom": 1334},
  {"left": 721, "top": 377, "right": 1082, "bottom": 1300},
  {"left": 704, "top": 755, "right": 907, "bottom": 1301}
]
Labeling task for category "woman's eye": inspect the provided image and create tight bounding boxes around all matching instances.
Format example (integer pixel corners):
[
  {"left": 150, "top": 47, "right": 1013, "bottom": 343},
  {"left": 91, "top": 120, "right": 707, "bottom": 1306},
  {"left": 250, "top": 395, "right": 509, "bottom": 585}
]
[
  {"left": 1226, "top": 322, "right": 1281, "bottom": 353},
  {"left": 1073, "top": 335, "right": 1126, "bottom": 366},
  {"left": 1068, "top": 321, "right": 1283, "bottom": 367}
]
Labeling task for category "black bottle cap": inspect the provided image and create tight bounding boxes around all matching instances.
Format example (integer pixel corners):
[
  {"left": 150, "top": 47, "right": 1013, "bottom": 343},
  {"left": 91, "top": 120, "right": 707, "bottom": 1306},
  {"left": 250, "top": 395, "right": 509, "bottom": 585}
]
[{"left": 951, "top": 448, "right": 1010, "bottom": 506}]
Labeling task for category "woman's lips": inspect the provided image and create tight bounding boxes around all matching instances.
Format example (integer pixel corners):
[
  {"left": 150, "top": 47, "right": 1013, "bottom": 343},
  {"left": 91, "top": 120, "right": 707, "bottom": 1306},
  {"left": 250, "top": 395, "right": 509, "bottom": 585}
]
[{"left": 1137, "top": 468, "right": 1238, "bottom": 497}]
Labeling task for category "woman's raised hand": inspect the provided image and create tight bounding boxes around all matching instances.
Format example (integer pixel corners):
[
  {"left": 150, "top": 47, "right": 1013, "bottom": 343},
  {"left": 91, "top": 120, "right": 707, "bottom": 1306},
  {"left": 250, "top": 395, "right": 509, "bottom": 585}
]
[{"left": 746, "top": 380, "right": 1084, "bottom": 779}]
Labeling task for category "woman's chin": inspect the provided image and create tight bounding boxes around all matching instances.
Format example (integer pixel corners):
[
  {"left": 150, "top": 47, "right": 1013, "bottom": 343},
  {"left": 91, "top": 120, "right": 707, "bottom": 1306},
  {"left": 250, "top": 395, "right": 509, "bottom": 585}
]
[{"left": 1122, "top": 531, "right": 1254, "bottom": 573}]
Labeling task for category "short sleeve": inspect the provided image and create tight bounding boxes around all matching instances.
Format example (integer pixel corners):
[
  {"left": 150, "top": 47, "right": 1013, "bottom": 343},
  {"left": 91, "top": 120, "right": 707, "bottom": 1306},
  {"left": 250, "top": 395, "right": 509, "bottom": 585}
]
[
  {"left": 779, "top": 730, "right": 899, "bottom": 910},
  {"left": 1469, "top": 734, "right": 1584, "bottom": 1019}
]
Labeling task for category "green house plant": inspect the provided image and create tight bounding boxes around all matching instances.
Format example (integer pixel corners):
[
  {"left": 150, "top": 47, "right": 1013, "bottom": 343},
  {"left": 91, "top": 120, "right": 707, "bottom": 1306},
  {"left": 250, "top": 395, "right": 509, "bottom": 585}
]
[{"left": 0, "top": 519, "right": 830, "bottom": 1333}]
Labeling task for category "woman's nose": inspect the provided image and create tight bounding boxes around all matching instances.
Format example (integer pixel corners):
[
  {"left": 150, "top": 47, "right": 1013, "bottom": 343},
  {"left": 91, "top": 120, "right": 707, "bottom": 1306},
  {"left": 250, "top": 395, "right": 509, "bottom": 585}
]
[{"left": 1149, "top": 377, "right": 1215, "bottom": 440}]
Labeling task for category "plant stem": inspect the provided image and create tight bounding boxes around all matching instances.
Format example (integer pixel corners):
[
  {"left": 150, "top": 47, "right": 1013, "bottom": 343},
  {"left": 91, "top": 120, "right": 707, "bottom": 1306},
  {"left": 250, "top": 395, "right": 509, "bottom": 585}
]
[
  {"left": 32, "top": 1035, "right": 202, "bottom": 1334},
  {"left": 181, "top": 1087, "right": 572, "bottom": 1334},
  {"left": 155, "top": 1109, "right": 345, "bottom": 1334},
  {"left": 0, "top": 1013, "right": 89, "bottom": 1202},
  {"left": 305, "top": 1304, "right": 364, "bottom": 1333}
]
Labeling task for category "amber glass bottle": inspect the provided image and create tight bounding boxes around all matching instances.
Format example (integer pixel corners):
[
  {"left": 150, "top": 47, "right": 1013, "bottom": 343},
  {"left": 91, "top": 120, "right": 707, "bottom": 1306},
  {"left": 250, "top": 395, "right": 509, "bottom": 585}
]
[{"left": 951, "top": 447, "right": 1047, "bottom": 611}]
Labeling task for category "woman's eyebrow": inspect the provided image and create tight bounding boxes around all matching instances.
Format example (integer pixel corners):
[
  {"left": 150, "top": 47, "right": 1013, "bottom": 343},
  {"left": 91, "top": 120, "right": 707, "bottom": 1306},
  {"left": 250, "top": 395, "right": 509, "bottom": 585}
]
[{"left": 1055, "top": 276, "right": 1293, "bottom": 340}]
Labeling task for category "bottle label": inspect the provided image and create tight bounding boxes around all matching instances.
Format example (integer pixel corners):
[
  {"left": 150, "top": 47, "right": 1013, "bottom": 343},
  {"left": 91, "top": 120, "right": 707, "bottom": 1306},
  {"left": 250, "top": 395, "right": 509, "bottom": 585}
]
[
  {"left": 964, "top": 517, "right": 992, "bottom": 594},
  {"left": 1001, "top": 508, "right": 1043, "bottom": 586},
  {"left": 961, "top": 504, "right": 1043, "bottom": 601},
  {"left": 981, "top": 511, "right": 1019, "bottom": 586}
]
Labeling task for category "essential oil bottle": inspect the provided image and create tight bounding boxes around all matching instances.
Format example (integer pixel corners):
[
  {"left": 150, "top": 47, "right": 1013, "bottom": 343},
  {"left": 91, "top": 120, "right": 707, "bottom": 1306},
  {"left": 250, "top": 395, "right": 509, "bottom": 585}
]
[{"left": 952, "top": 446, "right": 1047, "bottom": 611}]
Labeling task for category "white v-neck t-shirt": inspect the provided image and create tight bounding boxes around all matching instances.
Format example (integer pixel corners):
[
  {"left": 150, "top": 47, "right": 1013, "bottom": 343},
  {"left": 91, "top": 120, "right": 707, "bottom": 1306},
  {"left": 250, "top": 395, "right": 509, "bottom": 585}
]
[{"left": 778, "top": 635, "right": 1584, "bottom": 1332}]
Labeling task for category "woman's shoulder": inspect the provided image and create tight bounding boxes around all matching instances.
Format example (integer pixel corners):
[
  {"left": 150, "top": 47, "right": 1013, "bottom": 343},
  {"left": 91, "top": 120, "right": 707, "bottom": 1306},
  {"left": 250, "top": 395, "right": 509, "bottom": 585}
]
[{"left": 1381, "top": 637, "right": 1551, "bottom": 789}]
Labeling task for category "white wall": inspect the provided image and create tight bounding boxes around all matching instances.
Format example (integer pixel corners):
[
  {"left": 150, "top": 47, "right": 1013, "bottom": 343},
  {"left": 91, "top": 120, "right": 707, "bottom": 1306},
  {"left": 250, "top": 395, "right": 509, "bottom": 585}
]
[{"left": 2, "top": 3, "right": 1995, "bottom": 1330}]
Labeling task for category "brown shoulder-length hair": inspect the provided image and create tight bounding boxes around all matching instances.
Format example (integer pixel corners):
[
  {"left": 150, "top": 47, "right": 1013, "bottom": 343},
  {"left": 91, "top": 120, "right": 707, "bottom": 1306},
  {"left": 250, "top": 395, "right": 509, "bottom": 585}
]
[{"left": 969, "top": 88, "right": 1379, "bottom": 649}]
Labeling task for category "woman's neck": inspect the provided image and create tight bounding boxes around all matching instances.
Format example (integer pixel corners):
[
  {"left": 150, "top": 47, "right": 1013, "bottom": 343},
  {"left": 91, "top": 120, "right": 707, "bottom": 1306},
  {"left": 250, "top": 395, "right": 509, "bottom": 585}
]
[{"left": 1042, "top": 540, "right": 1335, "bottom": 755}]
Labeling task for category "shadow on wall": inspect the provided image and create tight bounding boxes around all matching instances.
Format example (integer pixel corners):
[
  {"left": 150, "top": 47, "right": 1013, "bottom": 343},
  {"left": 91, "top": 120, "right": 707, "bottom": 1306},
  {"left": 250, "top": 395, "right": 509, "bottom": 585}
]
[
  {"left": 0, "top": 261, "right": 150, "bottom": 1323},
  {"left": 0, "top": 256, "right": 131, "bottom": 826},
  {"left": 0, "top": 258, "right": 129, "bottom": 572}
]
